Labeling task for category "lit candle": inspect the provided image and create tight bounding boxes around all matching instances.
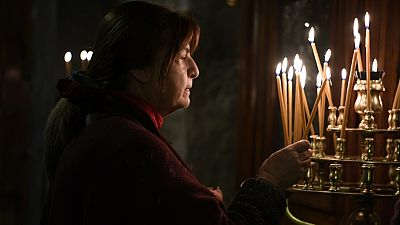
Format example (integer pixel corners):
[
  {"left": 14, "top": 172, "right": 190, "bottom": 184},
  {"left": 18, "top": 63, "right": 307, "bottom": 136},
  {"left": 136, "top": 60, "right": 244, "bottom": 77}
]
[
  {"left": 340, "top": 68, "right": 347, "bottom": 106},
  {"left": 316, "top": 73, "right": 324, "bottom": 137},
  {"left": 308, "top": 27, "right": 324, "bottom": 76},
  {"left": 276, "top": 63, "right": 288, "bottom": 145},
  {"left": 300, "top": 65, "right": 314, "bottom": 135},
  {"left": 324, "top": 49, "right": 334, "bottom": 107},
  {"left": 288, "top": 66, "right": 294, "bottom": 143},
  {"left": 282, "top": 57, "right": 288, "bottom": 125},
  {"left": 372, "top": 58, "right": 377, "bottom": 72},
  {"left": 80, "top": 50, "right": 88, "bottom": 71},
  {"left": 354, "top": 18, "right": 363, "bottom": 71},
  {"left": 87, "top": 51, "right": 93, "bottom": 61},
  {"left": 64, "top": 51, "right": 72, "bottom": 76},
  {"left": 365, "top": 12, "right": 371, "bottom": 110},
  {"left": 294, "top": 54, "right": 303, "bottom": 141},
  {"left": 340, "top": 49, "right": 358, "bottom": 139}
]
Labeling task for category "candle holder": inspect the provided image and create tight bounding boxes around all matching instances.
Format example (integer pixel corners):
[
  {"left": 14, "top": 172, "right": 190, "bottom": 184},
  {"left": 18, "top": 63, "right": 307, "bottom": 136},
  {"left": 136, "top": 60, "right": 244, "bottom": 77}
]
[
  {"left": 389, "top": 165, "right": 397, "bottom": 186},
  {"left": 335, "top": 137, "right": 346, "bottom": 159},
  {"left": 388, "top": 109, "right": 395, "bottom": 130},
  {"left": 361, "top": 137, "right": 374, "bottom": 161},
  {"left": 354, "top": 71, "right": 385, "bottom": 130},
  {"left": 360, "top": 163, "right": 375, "bottom": 194},
  {"left": 309, "top": 135, "right": 318, "bottom": 156},
  {"left": 337, "top": 106, "right": 345, "bottom": 129},
  {"left": 386, "top": 138, "right": 394, "bottom": 161},
  {"left": 327, "top": 106, "right": 337, "bottom": 129},
  {"left": 315, "top": 136, "right": 326, "bottom": 158},
  {"left": 394, "top": 139, "right": 400, "bottom": 162},
  {"left": 362, "top": 109, "right": 376, "bottom": 130},
  {"left": 329, "top": 163, "right": 342, "bottom": 192},
  {"left": 303, "top": 162, "right": 316, "bottom": 190},
  {"left": 390, "top": 109, "right": 400, "bottom": 130}
]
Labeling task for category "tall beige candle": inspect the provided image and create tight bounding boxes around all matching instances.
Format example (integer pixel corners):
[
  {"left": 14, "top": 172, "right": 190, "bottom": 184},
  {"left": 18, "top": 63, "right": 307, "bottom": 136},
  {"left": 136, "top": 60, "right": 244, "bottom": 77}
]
[
  {"left": 365, "top": 12, "right": 371, "bottom": 110},
  {"left": 340, "top": 68, "right": 347, "bottom": 106},
  {"left": 353, "top": 19, "right": 364, "bottom": 72},
  {"left": 308, "top": 27, "right": 324, "bottom": 76},
  {"left": 340, "top": 50, "right": 358, "bottom": 139},
  {"left": 288, "top": 66, "right": 294, "bottom": 143},
  {"left": 275, "top": 63, "right": 288, "bottom": 145}
]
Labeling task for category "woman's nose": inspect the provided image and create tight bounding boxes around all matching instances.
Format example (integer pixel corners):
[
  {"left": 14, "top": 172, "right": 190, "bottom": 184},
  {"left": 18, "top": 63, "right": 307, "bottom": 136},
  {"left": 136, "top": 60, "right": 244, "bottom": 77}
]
[{"left": 189, "top": 58, "right": 199, "bottom": 79}]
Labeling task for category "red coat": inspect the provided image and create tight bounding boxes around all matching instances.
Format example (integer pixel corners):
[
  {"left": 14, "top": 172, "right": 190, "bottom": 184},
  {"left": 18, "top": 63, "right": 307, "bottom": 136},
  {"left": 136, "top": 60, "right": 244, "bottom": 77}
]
[{"left": 44, "top": 93, "right": 286, "bottom": 225}]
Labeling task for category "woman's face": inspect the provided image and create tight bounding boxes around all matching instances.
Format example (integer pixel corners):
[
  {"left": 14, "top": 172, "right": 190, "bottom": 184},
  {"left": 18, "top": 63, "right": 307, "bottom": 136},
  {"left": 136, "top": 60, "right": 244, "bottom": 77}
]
[{"left": 157, "top": 44, "right": 199, "bottom": 115}]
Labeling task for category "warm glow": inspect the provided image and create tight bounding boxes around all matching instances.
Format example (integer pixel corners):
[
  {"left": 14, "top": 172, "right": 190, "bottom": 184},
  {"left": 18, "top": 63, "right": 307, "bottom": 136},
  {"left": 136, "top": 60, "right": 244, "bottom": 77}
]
[
  {"left": 354, "top": 33, "right": 360, "bottom": 49},
  {"left": 308, "top": 27, "right": 315, "bottom": 43},
  {"left": 80, "top": 50, "right": 88, "bottom": 61},
  {"left": 324, "top": 49, "right": 331, "bottom": 62},
  {"left": 275, "top": 62, "right": 282, "bottom": 76},
  {"left": 341, "top": 68, "right": 347, "bottom": 80},
  {"left": 365, "top": 12, "right": 370, "bottom": 28},
  {"left": 294, "top": 54, "right": 302, "bottom": 72},
  {"left": 316, "top": 73, "right": 322, "bottom": 88},
  {"left": 372, "top": 58, "right": 378, "bottom": 72},
  {"left": 300, "top": 65, "right": 307, "bottom": 88},
  {"left": 64, "top": 51, "right": 72, "bottom": 62},
  {"left": 353, "top": 18, "right": 359, "bottom": 37},
  {"left": 87, "top": 51, "right": 93, "bottom": 61},
  {"left": 326, "top": 66, "right": 331, "bottom": 80},
  {"left": 282, "top": 57, "right": 288, "bottom": 73},
  {"left": 288, "top": 66, "right": 294, "bottom": 81}
]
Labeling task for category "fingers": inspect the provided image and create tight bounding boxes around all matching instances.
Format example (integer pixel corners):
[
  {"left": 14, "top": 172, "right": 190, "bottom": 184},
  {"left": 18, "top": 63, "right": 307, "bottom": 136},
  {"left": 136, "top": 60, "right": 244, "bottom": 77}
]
[
  {"left": 297, "top": 150, "right": 312, "bottom": 161},
  {"left": 286, "top": 140, "right": 310, "bottom": 153}
]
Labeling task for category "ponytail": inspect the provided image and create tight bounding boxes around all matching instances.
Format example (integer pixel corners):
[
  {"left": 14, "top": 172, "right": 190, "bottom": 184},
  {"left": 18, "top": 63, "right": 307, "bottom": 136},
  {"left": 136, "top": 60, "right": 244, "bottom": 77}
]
[{"left": 44, "top": 98, "right": 86, "bottom": 180}]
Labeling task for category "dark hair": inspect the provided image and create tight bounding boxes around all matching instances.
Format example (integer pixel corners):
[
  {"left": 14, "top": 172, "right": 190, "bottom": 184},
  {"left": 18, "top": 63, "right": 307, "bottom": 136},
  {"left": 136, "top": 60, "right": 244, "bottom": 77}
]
[
  {"left": 87, "top": 1, "right": 200, "bottom": 90},
  {"left": 44, "top": 1, "right": 200, "bottom": 180}
]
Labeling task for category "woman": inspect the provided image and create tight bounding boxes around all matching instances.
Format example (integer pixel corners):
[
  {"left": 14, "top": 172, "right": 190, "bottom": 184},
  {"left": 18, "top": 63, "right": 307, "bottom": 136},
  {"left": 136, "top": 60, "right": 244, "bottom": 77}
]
[{"left": 42, "top": 1, "right": 311, "bottom": 225}]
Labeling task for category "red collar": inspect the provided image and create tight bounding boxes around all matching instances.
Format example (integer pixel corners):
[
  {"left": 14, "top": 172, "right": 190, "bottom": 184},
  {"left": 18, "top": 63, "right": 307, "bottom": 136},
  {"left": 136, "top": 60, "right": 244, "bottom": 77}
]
[{"left": 107, "top": 91, "right": 164, "bottom": 130}]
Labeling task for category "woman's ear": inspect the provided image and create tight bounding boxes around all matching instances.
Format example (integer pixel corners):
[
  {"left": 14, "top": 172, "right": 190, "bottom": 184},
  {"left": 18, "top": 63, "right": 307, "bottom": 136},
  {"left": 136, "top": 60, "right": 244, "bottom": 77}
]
[{"left": 129, "top": 69, "right": 149, "bottom": 83}]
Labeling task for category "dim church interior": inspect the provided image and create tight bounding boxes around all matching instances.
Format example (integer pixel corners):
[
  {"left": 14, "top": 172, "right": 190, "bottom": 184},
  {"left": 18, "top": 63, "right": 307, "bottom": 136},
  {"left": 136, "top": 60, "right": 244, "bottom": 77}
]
[{"left": 0, "top": 0, "right": 399, "bottom": 224}]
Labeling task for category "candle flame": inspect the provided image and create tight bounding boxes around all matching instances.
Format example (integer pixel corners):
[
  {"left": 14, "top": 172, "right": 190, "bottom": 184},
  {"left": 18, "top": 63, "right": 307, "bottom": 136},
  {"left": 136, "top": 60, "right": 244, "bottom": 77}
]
[
  {"left": 282, "top": 57, "right": 288, "bottom": 73},
  {"left": 324, "top": 49, "right": 331, "bottom": 62},
  {"left": 316, "top": 73, "right": 322, "bottom": 88},
  {"left": 275, "top": 62, "right": 282, "bottom": 76},
  {"left": 354, "top": 33, "right": 360, "bottom": 49},
  {"left": 326, "top": 66, "right": 331, "bottom": 80},
  {"left": 353, "top": 18, "right": 359, "bottom": 37},
  {"left": 288, "top": 66, "right": 294, "bottom": 81},
  {"left": 365, "top": 12, "right": 370, "bottom": 28},
  {"left": 64, "top": 51, "right": 72, "bottom": 62},
  {"left": 294, "top": 54, "right": 302, "bottom": 72},
  {"left": 372, "top": 58, "right": 378, "bottom": 72},
  {"left": 87, "top": 51, "right": 93, "bottom": 61},
  {"left": 300, "top": 65, "right": 307, "bottom": 88},
  {"left": 80, "top": 50, "right": 88, "bottom": 60},
  {"left": 341, "top": 68, "right": 347, "bottom": 80},
  {"left": 308, "top": 27, "right": 315, "bottom": 43}
]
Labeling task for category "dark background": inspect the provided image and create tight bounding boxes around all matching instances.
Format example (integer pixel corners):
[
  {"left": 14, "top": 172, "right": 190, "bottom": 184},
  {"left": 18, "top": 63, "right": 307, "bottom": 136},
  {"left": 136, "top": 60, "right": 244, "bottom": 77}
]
[{"left": 1, "top": 0, "right": 399, "bottom": 224}]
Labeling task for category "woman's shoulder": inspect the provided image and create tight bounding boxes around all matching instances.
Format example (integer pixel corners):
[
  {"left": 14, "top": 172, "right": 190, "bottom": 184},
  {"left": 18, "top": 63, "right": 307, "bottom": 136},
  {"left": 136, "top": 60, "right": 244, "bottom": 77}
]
[{"left": 86, "top": 115, "right": 159, "bottom": 140}]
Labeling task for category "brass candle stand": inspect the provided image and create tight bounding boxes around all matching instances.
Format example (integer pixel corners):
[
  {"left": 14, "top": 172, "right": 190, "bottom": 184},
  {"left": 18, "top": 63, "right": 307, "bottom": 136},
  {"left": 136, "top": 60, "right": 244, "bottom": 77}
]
[{"left": 287, "top": 70, "right": 400, "bottom": 225}]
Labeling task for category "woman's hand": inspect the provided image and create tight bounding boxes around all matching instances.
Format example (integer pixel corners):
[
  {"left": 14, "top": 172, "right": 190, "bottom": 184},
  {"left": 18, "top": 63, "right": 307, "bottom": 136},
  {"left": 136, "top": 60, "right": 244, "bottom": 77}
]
[{"left": 257, "top": 140, "right": 311, "bottom": 191}]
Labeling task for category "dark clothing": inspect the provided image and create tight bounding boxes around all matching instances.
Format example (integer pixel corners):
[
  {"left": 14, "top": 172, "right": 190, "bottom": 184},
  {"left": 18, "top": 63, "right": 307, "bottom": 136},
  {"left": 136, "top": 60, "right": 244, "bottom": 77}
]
[{"left": 44, "top": 93, "right": 286, "bottom": 225}]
